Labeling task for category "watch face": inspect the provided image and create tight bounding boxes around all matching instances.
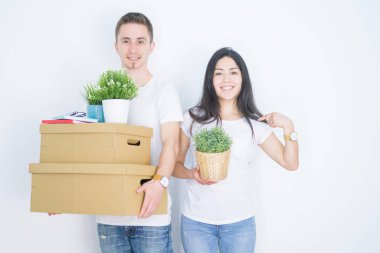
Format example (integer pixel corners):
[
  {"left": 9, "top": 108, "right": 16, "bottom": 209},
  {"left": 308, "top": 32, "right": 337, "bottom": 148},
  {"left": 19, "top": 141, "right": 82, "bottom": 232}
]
[
  {"left": 290, "top": 132, "right": 298, "bottom": 141},
  {"left": 160, "top": 177, "right": 169, "bottom": 187}
]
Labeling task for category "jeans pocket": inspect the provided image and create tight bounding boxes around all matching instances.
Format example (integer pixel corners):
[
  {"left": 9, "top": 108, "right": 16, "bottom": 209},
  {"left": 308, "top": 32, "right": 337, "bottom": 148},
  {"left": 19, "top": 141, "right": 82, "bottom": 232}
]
[
  {"left": 131, "top": 226, "right": 173, "bottom": 253},
  {"left": 133, "top": 225, "right": 171, "bottom": 239},
  {"left": 98, "top": 224, "right": 122, "bottom": 237}
]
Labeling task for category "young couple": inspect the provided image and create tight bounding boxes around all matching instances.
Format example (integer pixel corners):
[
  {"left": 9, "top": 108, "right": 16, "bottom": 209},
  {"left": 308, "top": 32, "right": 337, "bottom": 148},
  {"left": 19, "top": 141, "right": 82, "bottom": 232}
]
[{"left": 96, "top": 12, "right": 299, "bottom": 253}]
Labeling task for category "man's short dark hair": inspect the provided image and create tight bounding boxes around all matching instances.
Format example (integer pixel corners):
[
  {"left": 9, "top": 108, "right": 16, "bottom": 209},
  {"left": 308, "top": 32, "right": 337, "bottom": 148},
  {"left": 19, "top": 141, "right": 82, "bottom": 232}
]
[{"left": 115, "top": 12, "right": 153, "bottom": 42}]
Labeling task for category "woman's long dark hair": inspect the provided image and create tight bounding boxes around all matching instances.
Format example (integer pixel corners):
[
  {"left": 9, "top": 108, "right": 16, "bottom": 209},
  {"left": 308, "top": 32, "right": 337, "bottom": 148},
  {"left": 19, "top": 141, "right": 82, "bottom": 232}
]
[{"left": 189, "top": 47, "right": 265, "bottom": 136}]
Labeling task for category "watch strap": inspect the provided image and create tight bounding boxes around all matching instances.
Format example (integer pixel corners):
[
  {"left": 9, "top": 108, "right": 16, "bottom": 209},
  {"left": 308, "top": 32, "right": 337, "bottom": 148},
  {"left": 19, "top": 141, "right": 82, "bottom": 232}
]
[
  {"left": 152, "top": 174, "right": 163, "bottom": 181},
  {"left": 152, "top": 174, "right": 169, "bottom": 188},
  {"left": 284, "top": 132, "right": 297, "bottom": 141}
]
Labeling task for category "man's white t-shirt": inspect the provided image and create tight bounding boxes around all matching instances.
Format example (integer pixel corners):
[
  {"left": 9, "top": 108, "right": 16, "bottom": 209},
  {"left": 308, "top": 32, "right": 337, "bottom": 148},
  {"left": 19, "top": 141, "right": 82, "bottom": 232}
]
[
  {"left": 181, "top": 111, "right": 272, "bottom": 225},
  {"left": 96, "top": 76, "right": 183, "bottom": 226}
]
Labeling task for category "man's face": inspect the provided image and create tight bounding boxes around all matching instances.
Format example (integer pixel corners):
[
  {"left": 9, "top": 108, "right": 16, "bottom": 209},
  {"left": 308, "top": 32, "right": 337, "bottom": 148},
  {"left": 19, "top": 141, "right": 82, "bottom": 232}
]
[{"left": 115, "top": 23, "right": 155, "bottom": 71}]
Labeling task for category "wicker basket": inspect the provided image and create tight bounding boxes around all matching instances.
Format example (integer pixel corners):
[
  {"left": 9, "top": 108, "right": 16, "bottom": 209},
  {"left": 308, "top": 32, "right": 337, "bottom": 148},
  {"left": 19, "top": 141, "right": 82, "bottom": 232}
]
[{"left": 195, "top": 149, "right": 231, "bottom": 181}]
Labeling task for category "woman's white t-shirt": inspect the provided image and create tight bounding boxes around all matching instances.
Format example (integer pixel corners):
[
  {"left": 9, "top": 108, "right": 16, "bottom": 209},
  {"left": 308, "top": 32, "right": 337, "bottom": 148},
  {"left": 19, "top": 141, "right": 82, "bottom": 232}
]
[{"left": 181, "top": 111, "right": 272, "bottom": 225}]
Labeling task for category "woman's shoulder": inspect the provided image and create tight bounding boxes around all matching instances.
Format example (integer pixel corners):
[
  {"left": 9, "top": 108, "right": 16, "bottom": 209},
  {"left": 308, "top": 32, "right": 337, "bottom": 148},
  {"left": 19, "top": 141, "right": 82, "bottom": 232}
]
[
  {"left": 182, "top": 107, "right": 213, "bottom": 132},
  {"left": 246, "top": 118, "right": 272, "bottom": 139},
  {"left": 183, "top": 108, "right": 198, "bottom": 124},
  {"left": 185, "top": 107, "right": 205, "bottom": 119}
]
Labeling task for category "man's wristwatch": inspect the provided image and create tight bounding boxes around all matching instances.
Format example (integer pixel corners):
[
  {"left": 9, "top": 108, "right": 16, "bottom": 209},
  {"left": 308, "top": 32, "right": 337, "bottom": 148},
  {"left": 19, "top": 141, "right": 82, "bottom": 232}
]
[
  {"left": 152, "top": 174, "right": 169, "bottom": 188},
  {"left": 284, "top": 132, "right": 298, "bottom": 141}
]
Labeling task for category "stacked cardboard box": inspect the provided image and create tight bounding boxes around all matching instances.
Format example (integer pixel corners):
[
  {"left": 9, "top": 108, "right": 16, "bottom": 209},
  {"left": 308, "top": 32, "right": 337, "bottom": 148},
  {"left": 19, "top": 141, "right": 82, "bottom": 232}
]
[{"left": 29, "top": 123, "right": 167, "bottom": 215}]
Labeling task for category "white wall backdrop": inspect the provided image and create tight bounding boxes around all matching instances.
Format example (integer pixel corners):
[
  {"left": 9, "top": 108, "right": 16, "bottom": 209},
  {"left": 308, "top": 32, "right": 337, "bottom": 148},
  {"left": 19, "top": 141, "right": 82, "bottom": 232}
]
[{"left": 1, "top": 0, "right": 379, "bottom": 252}]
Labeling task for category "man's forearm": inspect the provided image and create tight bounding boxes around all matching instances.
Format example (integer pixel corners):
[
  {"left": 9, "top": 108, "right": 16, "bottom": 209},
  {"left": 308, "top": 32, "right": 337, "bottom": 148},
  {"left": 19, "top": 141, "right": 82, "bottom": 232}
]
[
  {"left": 155, "top": 122, "right": 180, "bottom": 177},
  {"left": 156, "top": 140, "right": 178, "bottom": 177}
]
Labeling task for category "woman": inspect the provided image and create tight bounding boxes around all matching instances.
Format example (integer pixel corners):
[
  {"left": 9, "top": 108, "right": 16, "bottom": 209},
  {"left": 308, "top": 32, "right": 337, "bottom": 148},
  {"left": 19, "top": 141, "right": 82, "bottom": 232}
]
[{"left": 173, "top": 47, "right": 299, "bottom": 253}]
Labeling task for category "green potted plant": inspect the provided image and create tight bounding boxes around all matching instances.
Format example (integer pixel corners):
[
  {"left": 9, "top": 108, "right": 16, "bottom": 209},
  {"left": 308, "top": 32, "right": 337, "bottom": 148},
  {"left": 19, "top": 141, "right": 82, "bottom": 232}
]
[
  {"left": 82, "top": 83, "right": 105, "bottom": 122},
  {"left": 194, "top": 127, "right": 232, "bottom": 181},
  {"left": 97, "top": 70, "right": 138, "bottom": 123}
]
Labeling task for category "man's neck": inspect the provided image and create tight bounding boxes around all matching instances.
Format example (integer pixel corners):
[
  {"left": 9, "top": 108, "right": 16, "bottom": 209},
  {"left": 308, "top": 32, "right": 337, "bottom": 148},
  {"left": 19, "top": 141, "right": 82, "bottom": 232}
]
[{"left": 122, "top": 66, "right": 153, "bottom": 87}]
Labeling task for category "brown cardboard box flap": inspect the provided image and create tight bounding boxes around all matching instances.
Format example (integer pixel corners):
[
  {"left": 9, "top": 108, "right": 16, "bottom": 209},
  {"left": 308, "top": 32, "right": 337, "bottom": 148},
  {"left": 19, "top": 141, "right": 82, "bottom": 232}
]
[{"left": 40, "top": 123, "right": 152, "bottom": 137}]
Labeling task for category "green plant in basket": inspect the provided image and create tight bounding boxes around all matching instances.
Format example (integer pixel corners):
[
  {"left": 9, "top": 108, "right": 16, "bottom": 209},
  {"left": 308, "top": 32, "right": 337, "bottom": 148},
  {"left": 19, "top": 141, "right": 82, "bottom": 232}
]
[
  {"left": 194, "top": 127, "right": 232, "bottom": 181},
  {"left": 98, "top": 70, "right": 138, "bottom": 100},
  {"left": 194, "top": 127, "right": 232, "bottom": 153}
]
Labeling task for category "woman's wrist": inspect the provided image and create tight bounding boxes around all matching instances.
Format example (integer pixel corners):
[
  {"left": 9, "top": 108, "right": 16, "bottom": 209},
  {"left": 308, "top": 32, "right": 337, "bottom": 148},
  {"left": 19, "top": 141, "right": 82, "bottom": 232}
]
[{"left": 283, "top": 121, "right": 295, "bottom": 134}]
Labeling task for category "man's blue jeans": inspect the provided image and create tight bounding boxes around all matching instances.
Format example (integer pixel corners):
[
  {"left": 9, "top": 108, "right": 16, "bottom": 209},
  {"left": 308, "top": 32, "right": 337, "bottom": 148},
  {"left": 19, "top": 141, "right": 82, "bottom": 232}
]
[
  {"left": 181, "top": 215, "right": 256, "bottom": 253},
  {"left": 97, "top": 223, "right": 173, "bottom": 253}
]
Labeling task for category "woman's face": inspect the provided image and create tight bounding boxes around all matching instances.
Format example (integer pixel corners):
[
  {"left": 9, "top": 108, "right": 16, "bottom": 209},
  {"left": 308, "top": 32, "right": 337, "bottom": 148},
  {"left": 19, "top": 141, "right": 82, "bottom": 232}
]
[{"left": 212, "top": 56, "right": 242, "bottom": 103}]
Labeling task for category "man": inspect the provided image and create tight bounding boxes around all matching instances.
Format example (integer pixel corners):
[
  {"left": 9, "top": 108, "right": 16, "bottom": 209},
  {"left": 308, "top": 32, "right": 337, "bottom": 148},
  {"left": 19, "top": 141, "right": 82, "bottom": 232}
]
[{"left": 96, "top": 12, "right": 183, "bottom": 253}]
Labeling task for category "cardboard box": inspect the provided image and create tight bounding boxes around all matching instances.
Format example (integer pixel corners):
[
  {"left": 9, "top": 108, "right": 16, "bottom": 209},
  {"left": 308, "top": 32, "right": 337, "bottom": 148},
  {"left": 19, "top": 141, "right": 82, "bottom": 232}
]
[
  {"left": 29, "top": 163, "right": 167, "bottom": 215},
  {"left": 40, "top": 123, "right": 152, "bottom": 164}
]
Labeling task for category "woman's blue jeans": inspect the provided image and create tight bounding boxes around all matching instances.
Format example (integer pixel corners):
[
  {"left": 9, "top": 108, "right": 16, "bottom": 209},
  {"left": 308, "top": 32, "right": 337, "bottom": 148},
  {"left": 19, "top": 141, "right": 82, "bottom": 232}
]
[
  {"left": 97, "top": 223, "right": 173, "bottom": 253},
  {"left": 181, "top": 215, "right": 256, "bottom": 253}
]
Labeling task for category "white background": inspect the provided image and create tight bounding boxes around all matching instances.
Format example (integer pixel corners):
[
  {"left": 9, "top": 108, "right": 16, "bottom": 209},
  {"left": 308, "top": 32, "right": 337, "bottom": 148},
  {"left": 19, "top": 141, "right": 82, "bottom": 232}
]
[{"left": 1, "top": 0, "right": 379, "bottom": 252}]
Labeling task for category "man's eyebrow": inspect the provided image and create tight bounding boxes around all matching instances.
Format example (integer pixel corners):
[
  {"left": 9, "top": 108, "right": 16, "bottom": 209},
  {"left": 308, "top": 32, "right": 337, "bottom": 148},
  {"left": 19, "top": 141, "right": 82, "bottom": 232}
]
[{"left": 119, "top": 37, "right": 148, "bottom": 40}]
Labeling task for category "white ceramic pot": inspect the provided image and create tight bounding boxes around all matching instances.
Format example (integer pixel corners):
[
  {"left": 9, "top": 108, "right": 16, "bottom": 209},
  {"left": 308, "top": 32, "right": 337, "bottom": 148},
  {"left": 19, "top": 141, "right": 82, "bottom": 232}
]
[{"left": 102, "top": 99, "right": 130, "bottom": 123}]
